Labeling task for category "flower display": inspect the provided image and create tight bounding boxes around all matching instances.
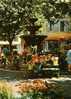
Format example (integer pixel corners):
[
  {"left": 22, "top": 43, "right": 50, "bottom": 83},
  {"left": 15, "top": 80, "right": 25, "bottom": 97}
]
[
  {"left": 14, "top": 79, "right": 48, "bottom": 93},
  {"left": 0, "top": 80, "right": 64, "bottom": 99}
]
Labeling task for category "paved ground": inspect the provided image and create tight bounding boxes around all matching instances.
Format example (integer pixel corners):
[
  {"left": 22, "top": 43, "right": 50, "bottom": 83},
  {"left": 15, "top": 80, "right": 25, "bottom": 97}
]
[{"left": 0, "top": 69, "right": 27, "bottom": 80}]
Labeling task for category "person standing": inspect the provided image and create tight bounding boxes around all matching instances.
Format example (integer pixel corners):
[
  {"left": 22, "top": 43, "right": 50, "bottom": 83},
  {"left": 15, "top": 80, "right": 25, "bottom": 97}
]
[
  {"left": 58, "top": 52, "right": 67, "bottom": 74},
  {"left": 66, "top": 49, "right": 71, "bottom": 72}
]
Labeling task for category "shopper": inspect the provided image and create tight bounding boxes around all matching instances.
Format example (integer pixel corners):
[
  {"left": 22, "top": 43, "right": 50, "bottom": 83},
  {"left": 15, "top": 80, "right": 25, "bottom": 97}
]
[{"left": 66, "top": 49, "right": 71, "bottom": 72}]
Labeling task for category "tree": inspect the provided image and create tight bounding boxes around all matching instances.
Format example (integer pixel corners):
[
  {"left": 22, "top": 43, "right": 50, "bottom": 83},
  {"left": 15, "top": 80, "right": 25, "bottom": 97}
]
[
  {"left": 42, "top": 0, "right": 71, "bottom": 30},
  {"left": 0, "top": 0, "right": 43, "bottom": 53},
  {"left": 0, "top": 0, "right": 25, "bottom": 52}
]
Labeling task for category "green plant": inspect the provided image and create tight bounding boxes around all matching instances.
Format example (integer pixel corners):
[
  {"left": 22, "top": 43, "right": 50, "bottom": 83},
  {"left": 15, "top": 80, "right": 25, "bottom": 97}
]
[
  {"left": 21, "top": 90, "right": 44, "bottom": 99},
  {"left": 0, "top": 81, "right": 14, "bottom": 99},
  {"left": 47, "top": 83, "right": 64, "bottom": 99}
]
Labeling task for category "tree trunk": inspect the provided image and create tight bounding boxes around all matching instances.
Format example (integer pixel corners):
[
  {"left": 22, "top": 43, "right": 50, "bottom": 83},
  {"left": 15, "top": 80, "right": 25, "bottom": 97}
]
[
  {"left": 8, "top": 41, "right": 13, "bottom": 64},
  {"left": 9, "top": 40, "right": 13, "bottom": 54}
]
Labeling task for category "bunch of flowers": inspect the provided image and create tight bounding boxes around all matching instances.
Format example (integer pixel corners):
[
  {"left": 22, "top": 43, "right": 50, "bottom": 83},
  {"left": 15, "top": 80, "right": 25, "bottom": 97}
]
[{"left": 14, "top": 79, "right": 48, "bottom": 94}]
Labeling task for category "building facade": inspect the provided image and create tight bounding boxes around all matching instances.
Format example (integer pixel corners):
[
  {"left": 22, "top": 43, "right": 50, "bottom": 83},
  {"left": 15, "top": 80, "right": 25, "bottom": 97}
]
[
  {"left": 42, "top": 17, "right": 71, "bottom": 52},
  {"left": 0, "top": 36, "right": 21, "bottom": 53},
  {"left": 47, "top": 18, "right": 71, "bottom": 33}
]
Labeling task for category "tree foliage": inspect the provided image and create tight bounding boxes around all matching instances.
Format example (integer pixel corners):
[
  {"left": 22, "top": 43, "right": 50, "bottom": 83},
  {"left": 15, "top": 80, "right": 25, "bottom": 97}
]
[
  {"left": 0, "top": 0, "right": 71, "bottom": 51},
  {"left": 42, "top": 0, "right": 71, "bottom": 23},
  {"left": 0, "top": 0, "right": 43, "bottom": 52}
]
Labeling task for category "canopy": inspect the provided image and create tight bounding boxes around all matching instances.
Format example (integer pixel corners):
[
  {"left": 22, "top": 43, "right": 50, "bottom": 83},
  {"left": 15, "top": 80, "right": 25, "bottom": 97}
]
[
  {"left": 47, "top": 32, "right": 71, "bottom": 41},
  {"left": 0, "top": 41, "right": 20, "bottom": 45}
]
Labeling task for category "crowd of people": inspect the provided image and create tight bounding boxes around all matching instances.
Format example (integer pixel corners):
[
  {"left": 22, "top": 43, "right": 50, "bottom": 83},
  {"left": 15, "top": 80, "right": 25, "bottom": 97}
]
[
  {"left": 20, "top": 51, "right": 68, "bottom": 74},
  {"left": 0, "top": 47, "right": 21, "bottom": 69},
  {"left": 21, "top": 49, "right": 71, "bottom": 74},
  {"left": 0, "top": 46, "right": 71, "bottom": 74}
]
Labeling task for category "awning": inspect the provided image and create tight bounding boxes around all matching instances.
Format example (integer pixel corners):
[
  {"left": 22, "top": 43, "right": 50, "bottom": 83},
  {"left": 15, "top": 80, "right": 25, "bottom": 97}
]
[
  {"left": 0, "top": 41, "right": 20, "bottom": 45},
  {"left": 46, "top": 32, "right": 71, "bottom": 41}
]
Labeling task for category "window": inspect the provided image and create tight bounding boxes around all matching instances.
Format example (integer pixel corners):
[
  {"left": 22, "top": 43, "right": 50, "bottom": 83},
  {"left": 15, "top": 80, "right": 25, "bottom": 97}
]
[
  {"left": 48, "top": 41, "right": 59, "bottom": 52},
  {"left": 60, "top": 21, "right": 64, "bottom": 31}
]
